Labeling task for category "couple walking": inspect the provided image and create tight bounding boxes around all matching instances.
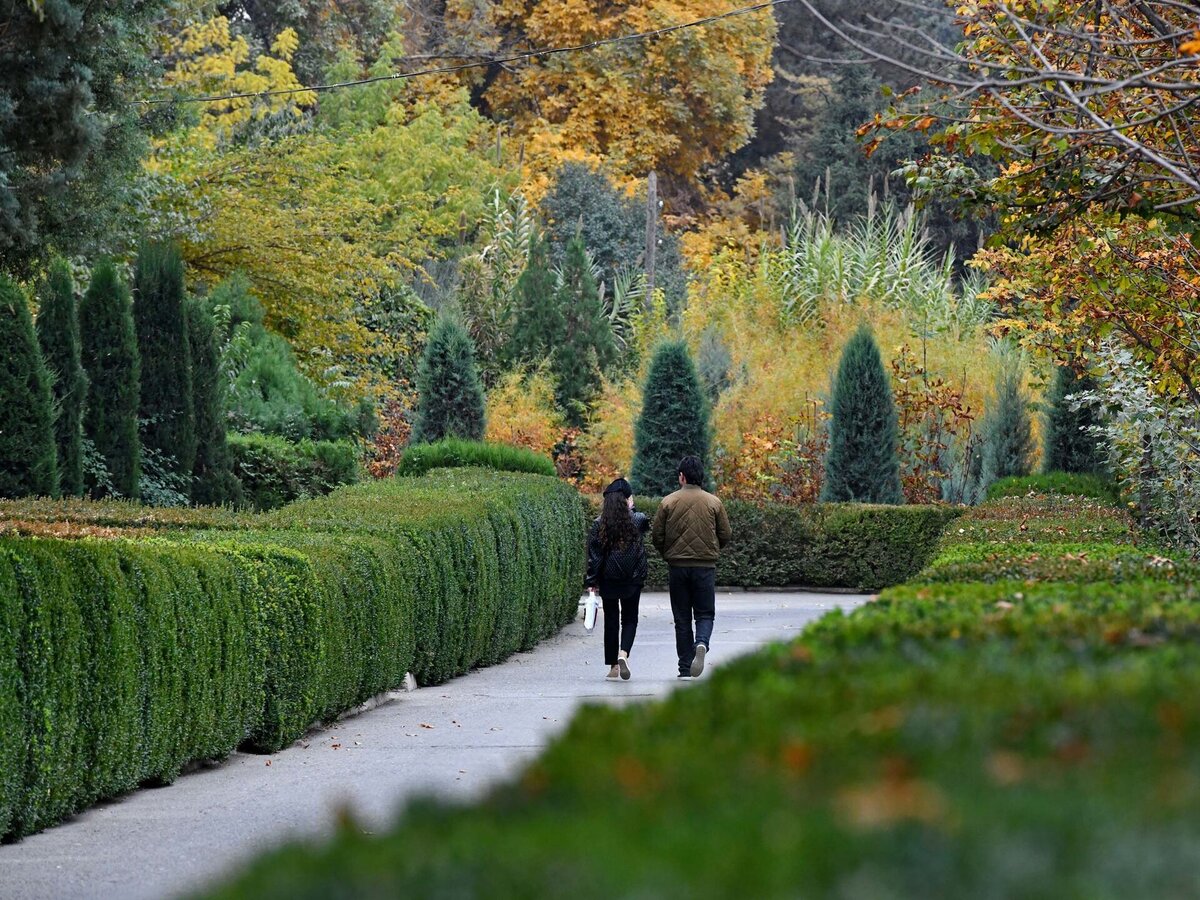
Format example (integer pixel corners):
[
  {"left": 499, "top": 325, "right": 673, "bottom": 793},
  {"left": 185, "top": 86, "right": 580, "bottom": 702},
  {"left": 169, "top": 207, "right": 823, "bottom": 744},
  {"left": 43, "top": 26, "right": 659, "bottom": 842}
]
[{"left": 585, "top": 456, "right": 732, "bottom": 681}]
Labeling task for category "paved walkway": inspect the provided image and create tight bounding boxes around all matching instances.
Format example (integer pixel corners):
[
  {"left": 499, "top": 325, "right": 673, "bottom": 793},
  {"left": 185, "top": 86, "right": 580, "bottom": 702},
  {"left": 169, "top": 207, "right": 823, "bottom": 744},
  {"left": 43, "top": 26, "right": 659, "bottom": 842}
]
[{"left": 0, "top": 591, "right": 865, "bottom": 899}]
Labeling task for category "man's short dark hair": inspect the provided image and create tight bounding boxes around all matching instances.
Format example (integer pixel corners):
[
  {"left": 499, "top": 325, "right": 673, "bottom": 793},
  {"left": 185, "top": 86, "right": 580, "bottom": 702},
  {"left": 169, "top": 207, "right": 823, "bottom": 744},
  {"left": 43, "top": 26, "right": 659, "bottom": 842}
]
[{"left": 679, "top": 456, "right": 704, "bottom": 486}]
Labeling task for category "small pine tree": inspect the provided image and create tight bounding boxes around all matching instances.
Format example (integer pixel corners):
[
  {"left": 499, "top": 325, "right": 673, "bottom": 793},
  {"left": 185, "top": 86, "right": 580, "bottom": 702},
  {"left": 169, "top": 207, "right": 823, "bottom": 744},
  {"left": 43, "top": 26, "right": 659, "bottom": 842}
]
[
  {"left": 979, "top": 363, "right": 1034, "bottom": 493},
  {"left": 507, "top": 235, "right": 564, "bottom": 367},
  {"left": 35, "top": 258, "right": 87, "bottom": 496},
  {"left": 134, "top": 241, "right": 195, "bottom": 491},
  {"left": 1043, "top": 363, "right": 1104, "bottom": 474},
  {"left": 820, "top": 325, "right": 904, "bottom": 504},
  {"left": 411, "top": 317, "right": 486, "bottom": 445},
  {"left": 553, "top": 235, "right": 616, "bottom": 426},
  {"left": 0, "top": 276, "right": 58, "bottom": 498},
  {"left": 631, "top": 341, "right": 712, "bottom": 496},
  {"left": 80, "top": 261, "right": 141, "bottom": 498},
  {"left": 187, "top": 298, "right": 240, "bottom": 506}
]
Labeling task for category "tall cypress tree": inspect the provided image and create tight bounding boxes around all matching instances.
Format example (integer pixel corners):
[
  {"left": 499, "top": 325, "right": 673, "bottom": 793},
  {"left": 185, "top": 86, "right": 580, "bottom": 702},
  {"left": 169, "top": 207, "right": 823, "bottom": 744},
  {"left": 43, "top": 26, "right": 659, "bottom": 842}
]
[
  {"left": 631, "top": 341, "right": 712, "bottom": 496},
  {"left": 979, "top": 363, "right": 1034, "bottom": 491},
  {"left": 1043, "top": 363, "right": 1104, "bottom": 474},
  {"left": 35, "top": 258, "right": 87, "bottom": 496},
  {"left": 80, "top": 261, "right": 141, "bottom": 498},
  {"left": 507, "top": 235, "right": 564, "bottom": 364},
  {"left": 187, "top": 298, "right": 240, "bottom": 506},
  {"left": 134, "top": 241, "right": 195, "bottom": 490},
  {"left": 820, "top": 325, "right": 903, "bottom": 504},
  {"left": 411, "top": 317, "right": 486, "bottom": 445},
  {"left": 553, "top": 235, "right": 616, "bottom": 426},
  {"left": 0, "top": 275, "right": 58, "bottom": 498}
]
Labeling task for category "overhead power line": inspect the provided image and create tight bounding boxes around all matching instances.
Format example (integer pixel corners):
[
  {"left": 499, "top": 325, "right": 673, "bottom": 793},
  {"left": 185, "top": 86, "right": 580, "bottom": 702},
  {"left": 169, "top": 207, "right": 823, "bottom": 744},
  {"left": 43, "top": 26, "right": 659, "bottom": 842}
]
[{"left": 137, "top": 0, "right": 790, "bottom": 106}]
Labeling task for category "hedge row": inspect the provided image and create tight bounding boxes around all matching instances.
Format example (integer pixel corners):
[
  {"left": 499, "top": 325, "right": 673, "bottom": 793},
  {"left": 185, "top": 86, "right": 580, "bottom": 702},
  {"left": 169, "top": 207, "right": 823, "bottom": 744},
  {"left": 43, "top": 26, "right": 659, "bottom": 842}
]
[
  {"left": 0, "top": 469, "right": 585, "bottom": 840},
  {"left": 397, "top": 438, "right": 556, "bottom": 479},
  {"left": 624, "top": 497, "right": 958, "bottom": 590},
  {"left": 228, "top": 432, "right": 360, "bottom": 511},
  {"left": 206, "top": 479, "right": 1200, "bottom": 897}
]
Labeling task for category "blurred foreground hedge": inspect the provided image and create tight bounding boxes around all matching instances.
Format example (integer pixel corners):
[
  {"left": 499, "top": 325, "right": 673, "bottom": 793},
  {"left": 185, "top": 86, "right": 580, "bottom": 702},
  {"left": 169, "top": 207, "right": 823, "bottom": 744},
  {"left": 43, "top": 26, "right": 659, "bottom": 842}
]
[
  {"left": 0, "top": 469, "right": 585, "bottom": 840},
  {"left": 204, "top": 479, "right": 1200, "bottom": 899}
]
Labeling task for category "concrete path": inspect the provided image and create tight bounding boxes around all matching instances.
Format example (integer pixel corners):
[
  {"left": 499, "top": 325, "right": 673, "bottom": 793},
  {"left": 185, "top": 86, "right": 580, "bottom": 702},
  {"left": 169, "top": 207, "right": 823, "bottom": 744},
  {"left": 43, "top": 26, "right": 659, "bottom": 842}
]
[{"left": 0, "top": 591, "right": 865, "bottom": 900}]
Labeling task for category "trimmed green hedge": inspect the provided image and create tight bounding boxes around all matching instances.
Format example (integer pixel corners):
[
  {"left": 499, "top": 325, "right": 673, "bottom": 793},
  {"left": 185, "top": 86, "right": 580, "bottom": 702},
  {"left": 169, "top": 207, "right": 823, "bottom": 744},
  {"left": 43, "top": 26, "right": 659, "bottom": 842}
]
[
  {"left": 623, "top": 498, "right": 958, "bottom": 591},
  {"left": 986, "top": 472, "right": 1120, "bottom": 503},
  {"left": 397, "top": 438, "right": 556, "bottom": 479},
  {"left": 228, "top": 432, "right": 360, "bottom": 511},
  {"left": 0, "top": 469, "right": 584, "bottom": 839},
  {"left": 203, "top": 475, "right": 1200, "bottom": 897}
]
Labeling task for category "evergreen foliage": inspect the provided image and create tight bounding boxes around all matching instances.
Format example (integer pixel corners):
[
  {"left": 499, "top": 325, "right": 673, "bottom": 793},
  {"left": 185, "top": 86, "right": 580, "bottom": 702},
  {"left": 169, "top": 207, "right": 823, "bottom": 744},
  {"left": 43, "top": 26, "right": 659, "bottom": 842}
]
[
  {"left": 553, "top": 236, "right": 617, "bottom": 426},
  {"left": 134, "top": 242, "right": 195, "bottom": 490},
  {"left": 411, "top": 317, "right": 486, "bottom": 445},
  {"left": 0, "top": 0, "right": 165, "bottom": 273},
  {"left": 506, "top": 236, "right": 563, "bottom": 369},
  {"left": 186, "top": 298, "right": 240, "bottom": 506},
  {"left": 541, "top": 162, "right": 688, "bottom": 308},
  {"left": 79, "top": 261, "right": 141, "bottom": 498},
  {"left": 0, "top": 275, "right": 58, "bottom": 498},
  {"left": 631, "top": 341, "right": 712, "bottom": 496},
  {"left": 820, "top": 325, "right": 904, "bottom": 504},
  {"left": 1043, "top": 363, "right": 1105, "bottom": 475},
  {"left": 35, "top": 258, "right": 87, "bottom": 496},
  {"left": 979, "top": 362, "right": 1035, "bottom": 493}
]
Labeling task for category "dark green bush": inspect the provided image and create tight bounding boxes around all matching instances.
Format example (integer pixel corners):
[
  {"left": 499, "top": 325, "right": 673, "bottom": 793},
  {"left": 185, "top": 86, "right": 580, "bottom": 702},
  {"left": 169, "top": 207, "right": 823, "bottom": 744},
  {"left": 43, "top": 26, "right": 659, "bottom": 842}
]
[
  {"left": 396, "top": 438, "right": 555, "bottom": 479},
  {"left": 0, "top": 274, "right": 58, "bottom": 498},
  {"left": 1042, "top": 363, "right": 1105, "bottom": 475},
  {"left": 411, "top": 317, "right": 486, "bottom": 445},
  {"left": 187, "top": 298, "right": 240, "bottom": 507},
  {"left": 35, "top": 258, "right": 87, "bottom": 497},
  {"left": 624, "top": 497, "right": 958, "bottom": 591},
  {"left": 0, "top": 470, "right": 584, "bottom": 840},
  {"left": 631, "top": 340, "right": 712, "bottom": 496},
  {"left": 228, "top": 433, "right": 359, "bottom": 511}
]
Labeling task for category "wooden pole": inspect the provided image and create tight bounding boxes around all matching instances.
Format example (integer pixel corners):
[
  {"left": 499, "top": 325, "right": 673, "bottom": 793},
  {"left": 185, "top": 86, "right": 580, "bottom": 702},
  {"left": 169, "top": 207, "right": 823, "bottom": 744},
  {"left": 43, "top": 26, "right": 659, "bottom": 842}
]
[{"left": 645, "top": 170, "right": 657, "bottom": 311}]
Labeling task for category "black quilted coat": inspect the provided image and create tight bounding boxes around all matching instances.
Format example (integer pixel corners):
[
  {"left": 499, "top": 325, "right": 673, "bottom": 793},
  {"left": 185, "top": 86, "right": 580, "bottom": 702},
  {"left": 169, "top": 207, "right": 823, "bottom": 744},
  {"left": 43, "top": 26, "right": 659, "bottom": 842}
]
[{"left": 585, "top": 511, "right": 650, "bottom": 596}]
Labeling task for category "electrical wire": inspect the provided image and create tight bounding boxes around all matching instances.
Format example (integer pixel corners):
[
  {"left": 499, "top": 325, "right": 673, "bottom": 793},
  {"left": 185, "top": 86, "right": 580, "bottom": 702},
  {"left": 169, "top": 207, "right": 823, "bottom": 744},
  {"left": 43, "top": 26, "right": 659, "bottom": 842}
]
[{"left": 136, "top": 0, "right": 790, "bottom": 105}]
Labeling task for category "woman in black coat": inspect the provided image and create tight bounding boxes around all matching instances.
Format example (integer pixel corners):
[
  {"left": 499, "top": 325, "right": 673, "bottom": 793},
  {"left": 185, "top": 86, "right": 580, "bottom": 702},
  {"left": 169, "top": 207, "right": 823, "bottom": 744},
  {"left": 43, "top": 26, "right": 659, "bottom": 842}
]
[{"left": 586, "top": 478, "right": 650, "bottom": 681}]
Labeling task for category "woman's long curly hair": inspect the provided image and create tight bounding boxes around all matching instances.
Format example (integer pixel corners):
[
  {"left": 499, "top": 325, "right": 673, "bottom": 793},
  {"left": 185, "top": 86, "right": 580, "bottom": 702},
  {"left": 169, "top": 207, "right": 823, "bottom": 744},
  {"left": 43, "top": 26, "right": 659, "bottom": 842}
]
[{"left": 597, "top": 490, "right": 638, "bottom": 552}]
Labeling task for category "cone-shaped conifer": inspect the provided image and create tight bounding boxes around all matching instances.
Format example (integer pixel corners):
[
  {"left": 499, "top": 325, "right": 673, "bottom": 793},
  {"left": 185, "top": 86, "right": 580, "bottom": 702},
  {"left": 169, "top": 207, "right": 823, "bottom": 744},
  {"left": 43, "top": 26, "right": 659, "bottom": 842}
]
[
  {"left": 80, "top": 261, "right": 140, "bottom": 498},
  {"left": 980, "top": 363, "right": 1034, "bottom": 490},
  {"left": 1043, "top": 363, "right": 1104, "bottom": 474},
  {"left": 35, "top": 258, "right": 87, "bottom": 496},
  {"left": 134, "top": 241, "right": 195, "bottom": 490},
  {"left": 187, "top": 298, "right": 240, "bottom": 505},
  {"left": 820, "top": 325, "right": 904, "bottom": 504},
  {"left": 631, "top": 340, "right": 712, "bottom": 496},
  {"left": 553, "top": 235, "right": 616, "bottom": 426},
  {"left": 411, "top": 317, "right": 486, "bottom": 444},
  {"left": 0, "top": 275, "right": 58, "bottom": 497}
]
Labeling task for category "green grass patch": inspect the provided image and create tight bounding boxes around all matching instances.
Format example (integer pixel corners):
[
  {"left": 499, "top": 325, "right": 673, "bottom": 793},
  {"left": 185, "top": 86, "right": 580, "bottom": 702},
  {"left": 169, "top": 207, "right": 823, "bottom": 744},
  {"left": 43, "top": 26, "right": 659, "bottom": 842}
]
[{"left": 987, "top": 472, "right": 1121, "bottom": 503}]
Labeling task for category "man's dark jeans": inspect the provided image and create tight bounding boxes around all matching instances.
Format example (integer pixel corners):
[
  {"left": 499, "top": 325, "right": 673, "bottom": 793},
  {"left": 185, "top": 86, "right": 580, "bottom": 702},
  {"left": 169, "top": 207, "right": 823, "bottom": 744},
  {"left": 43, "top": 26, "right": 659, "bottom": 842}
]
[{"left": 668, "top": 566, "right": 716, "bottom": 675}]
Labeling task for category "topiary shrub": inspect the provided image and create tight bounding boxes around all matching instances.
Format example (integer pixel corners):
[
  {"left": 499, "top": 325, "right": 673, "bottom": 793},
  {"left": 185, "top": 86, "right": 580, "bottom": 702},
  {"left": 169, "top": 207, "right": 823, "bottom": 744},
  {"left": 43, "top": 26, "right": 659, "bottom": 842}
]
[
  {"left": 411, "top": 317, "right": 486, "bottom": 445},
  {"left": 1043, "top": 363, "right": 1105, "bottom": 475},
  {"left": 552, "top": 235, "right": 616, "bottom": 425},
  {"left": 187, "top": 298, "right": 240, "bottom": 506},
  {"left": 397, "top": 438, "right": 555, "bottom": 478},
  {"left": 631, "top": 340, "right": 712, "bottom": 496},
  {"left": 978, "top": 361, "right": 1034, "bottom": 495},
  {"left": 79, "top": 261, "right": 141, "bottom": 499},
  {"left": 228, "top": 433, "right": 359, "bottom": 511},
  {"left": 35, "top": 258, "right": 87, "bottom": 497},
  {"left": 820, "top": 324, "right": 903, "bottom": 504},
  {"left": 0, "top": 274, "right": 58, "bottom": 498},
  {"left": 134, "top": 241, "right": 195, "bottom": 490}
]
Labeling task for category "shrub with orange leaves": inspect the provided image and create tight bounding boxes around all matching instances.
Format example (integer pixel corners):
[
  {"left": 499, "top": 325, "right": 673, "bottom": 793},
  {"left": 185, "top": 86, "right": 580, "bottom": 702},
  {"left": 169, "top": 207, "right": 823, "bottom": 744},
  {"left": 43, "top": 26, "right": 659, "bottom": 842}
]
[{"left": 485, "top": 368, "right": 564, "bottom": 458}]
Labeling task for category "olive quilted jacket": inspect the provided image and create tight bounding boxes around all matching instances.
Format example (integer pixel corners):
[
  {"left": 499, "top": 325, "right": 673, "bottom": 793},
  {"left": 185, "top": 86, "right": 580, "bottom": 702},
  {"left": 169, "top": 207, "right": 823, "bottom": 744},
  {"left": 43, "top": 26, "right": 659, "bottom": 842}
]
[{"left": 651, "top": 484, "right": 732, "bottom": 567}]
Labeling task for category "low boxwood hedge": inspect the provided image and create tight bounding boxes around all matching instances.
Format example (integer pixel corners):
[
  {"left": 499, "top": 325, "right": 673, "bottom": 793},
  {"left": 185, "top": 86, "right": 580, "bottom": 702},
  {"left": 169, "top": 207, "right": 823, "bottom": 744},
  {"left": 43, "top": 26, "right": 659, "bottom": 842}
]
[
  {"left": 202, "top": 474, "right": 1200, "bottom": 897},
  {"left": 0, "top": 469, "right": 584, "bottom": 840},
  {"left": 622, "top": 497, "right": 958, "bottom": 591},
  {"left": 397, "top": 438, "right": 556, "bottom": 479}
]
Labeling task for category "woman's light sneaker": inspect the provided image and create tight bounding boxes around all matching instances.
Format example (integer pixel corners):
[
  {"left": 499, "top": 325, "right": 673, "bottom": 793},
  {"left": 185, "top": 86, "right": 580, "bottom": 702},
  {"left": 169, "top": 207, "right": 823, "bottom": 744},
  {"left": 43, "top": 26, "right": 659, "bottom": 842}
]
[
  {"left": 618, "top": 657, "right": 631, "bottom": 680},
  {"left": 606, "top": 666, "right": 620, "bottom": 681}
]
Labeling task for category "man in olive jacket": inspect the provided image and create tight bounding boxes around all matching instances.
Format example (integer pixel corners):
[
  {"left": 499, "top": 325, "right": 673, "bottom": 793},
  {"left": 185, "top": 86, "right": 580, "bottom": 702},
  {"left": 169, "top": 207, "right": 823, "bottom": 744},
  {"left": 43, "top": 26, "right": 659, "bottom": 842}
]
[{"left": 652, "top": 455, "right": 732, "bottom": 678}]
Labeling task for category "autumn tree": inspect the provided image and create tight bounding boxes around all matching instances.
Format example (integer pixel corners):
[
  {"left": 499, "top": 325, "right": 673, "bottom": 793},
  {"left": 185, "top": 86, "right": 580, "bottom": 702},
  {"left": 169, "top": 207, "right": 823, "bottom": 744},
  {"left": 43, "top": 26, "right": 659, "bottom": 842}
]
[
  {"left": 35, "top": 258, "right": 87, "bottom": 496},
  {"left": 0, "top": 275, "right": 58, "bottom": 498},
  {"left": 80, "top": 261, "right": 140, "bottom": 498}
]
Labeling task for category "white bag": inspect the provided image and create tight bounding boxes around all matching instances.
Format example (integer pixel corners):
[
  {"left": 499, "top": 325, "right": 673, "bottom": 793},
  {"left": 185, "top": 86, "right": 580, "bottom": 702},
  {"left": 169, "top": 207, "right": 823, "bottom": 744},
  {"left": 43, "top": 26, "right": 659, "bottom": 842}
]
[{"left": 584, "top": 589, "right": 599, "bottom": 631}]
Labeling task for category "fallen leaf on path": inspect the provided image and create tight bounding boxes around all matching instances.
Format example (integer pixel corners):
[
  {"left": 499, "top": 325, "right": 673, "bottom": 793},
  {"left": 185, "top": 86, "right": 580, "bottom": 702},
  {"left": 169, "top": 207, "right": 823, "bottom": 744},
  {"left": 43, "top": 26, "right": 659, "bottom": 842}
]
[{"left": 420, "top": 723, "right": 434, "bottom": 729}]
